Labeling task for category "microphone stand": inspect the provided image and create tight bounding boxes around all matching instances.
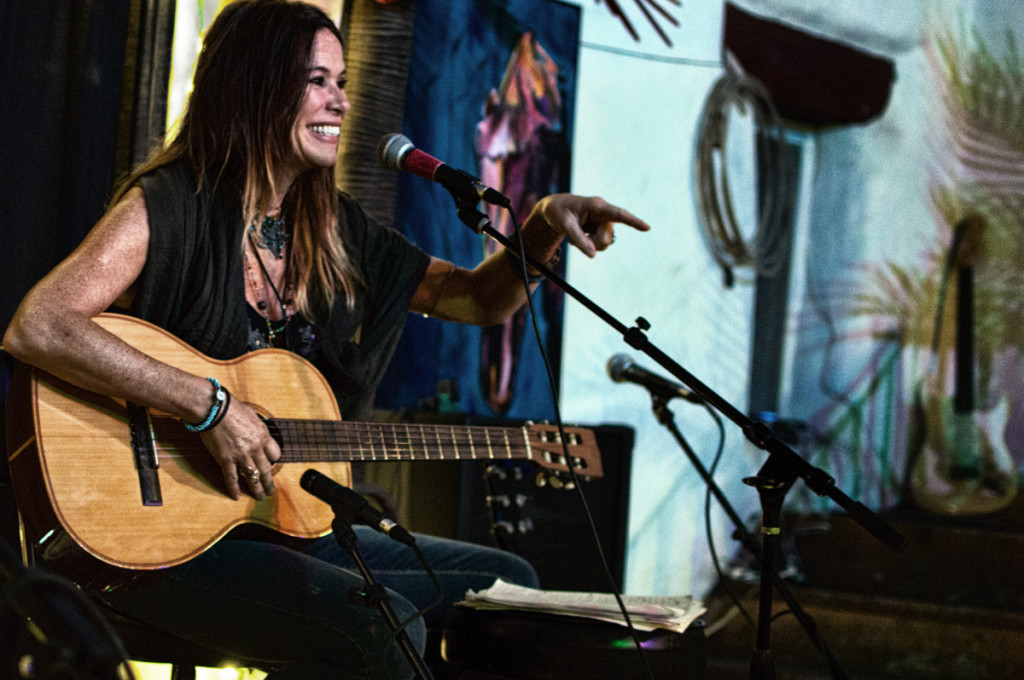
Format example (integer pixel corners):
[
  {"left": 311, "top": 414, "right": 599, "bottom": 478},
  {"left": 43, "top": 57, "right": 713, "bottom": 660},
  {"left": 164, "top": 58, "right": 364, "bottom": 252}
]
[
  {"left": 649, "top": 394, "right": 846, "bottom": 679},
  {"left": 452, "top": 197, "right": 908, "bottom": 679},
  {"left": 330, "top": 517, "right": 434, "bottom": 680}
]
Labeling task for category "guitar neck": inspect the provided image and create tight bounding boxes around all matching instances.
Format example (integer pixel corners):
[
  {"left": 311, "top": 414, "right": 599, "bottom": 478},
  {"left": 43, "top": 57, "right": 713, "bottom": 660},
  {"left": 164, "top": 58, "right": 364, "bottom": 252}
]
[
  {"left": 267, "top": 419, "right": 532, "bottom": 464},
  {"left": 954, "top": 264, "right": 975, "bottom": 413}
]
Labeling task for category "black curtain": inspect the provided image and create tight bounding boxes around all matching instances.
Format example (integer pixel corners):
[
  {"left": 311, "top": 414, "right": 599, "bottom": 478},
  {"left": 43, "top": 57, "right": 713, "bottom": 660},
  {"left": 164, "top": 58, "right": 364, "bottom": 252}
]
[
  {"left": 0, "top": 0, "right": 175, "bottom": 334},
  {"left": 0, "top": 0, "right": 174, "bottom": 558},
  {"left": 121, "top": 0, "right": 177, "bottom": 170}
]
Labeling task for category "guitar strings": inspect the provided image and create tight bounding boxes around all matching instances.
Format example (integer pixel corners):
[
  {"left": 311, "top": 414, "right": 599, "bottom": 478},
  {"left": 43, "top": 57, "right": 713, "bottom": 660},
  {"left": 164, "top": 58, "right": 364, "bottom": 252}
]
[{"left": 145, "top": 420, "right": 589, "bottom": 469}]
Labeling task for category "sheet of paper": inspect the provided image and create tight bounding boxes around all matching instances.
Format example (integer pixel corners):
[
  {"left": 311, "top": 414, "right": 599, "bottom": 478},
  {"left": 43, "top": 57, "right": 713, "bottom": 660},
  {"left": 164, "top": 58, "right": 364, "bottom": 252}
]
[{"left": 462, "top": 579, "right": 706, "bottom": 633}]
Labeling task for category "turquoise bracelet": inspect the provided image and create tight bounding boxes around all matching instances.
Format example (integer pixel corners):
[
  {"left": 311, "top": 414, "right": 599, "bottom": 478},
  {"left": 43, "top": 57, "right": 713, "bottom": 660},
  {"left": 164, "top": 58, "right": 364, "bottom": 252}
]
[{"left": 184, "top": 377, "right": 227, "bottom": 433}]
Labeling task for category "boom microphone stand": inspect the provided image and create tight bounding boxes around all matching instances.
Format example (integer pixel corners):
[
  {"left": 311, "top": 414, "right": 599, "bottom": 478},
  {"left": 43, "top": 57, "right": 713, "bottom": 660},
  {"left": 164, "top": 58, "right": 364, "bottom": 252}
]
[
  {"left": 452, "top": 197, "right": 908, "bottom": 680},
  {"left": 650, "top": 394, "right": 844, "bottom": 679}
]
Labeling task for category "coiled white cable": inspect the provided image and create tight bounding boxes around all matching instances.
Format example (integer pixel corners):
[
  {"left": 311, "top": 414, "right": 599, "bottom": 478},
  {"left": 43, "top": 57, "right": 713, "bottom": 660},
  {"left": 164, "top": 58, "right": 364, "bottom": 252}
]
[{"left": 694, "top": 67, "right": 791, "bottom": 286}]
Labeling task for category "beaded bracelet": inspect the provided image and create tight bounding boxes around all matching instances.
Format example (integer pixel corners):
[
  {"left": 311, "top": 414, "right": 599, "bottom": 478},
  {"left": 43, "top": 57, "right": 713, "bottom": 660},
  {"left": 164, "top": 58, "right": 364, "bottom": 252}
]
[
  {"left": 184, "top": 377, "right": 228, "bottom": 433},
  {"left": 206, "top": 387, "right": 232, "bottom": 430}
]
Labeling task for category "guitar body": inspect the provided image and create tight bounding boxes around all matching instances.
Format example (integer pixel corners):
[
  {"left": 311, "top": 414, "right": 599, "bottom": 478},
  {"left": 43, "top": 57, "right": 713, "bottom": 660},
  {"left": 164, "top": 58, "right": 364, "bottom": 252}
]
[
  {"left": 6, "top": 314, "right": 349, "bottom": 589},
  {"left": 909, "top": 386, "right": 1016, "bottom": 516}
]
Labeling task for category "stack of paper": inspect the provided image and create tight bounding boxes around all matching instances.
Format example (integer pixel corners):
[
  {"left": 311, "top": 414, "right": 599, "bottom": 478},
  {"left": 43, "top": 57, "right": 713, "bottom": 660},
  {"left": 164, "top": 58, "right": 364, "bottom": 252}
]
[{"left": 462, "top": 579, "right": 705, "bottom": 634}]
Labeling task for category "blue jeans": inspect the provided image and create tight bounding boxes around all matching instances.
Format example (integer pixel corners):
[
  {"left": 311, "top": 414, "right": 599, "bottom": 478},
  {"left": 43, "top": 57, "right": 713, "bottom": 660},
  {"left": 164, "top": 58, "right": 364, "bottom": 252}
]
[{"left": 101, "top": 528, "right": 538, "bottom": 679}]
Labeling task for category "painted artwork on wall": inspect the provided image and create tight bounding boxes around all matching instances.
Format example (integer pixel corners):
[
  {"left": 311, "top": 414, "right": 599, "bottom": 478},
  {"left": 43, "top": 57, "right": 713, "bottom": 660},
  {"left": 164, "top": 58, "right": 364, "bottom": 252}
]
[{"left": 376, "top": 0, "right": 581, "bottom": 420}]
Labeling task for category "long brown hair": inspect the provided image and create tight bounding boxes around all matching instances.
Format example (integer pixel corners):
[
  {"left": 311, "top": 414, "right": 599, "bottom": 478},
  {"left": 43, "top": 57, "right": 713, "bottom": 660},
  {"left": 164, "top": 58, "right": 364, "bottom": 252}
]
[{"left": 113, "top": 0, "right": 360, "bottom": 318}]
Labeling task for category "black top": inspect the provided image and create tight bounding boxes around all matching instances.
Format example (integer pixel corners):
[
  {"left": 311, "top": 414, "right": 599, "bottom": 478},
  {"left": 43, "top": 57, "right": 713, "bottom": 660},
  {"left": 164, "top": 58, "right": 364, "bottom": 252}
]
[{"left": 130, "top": 160, "right": 430, "bottom": 419}]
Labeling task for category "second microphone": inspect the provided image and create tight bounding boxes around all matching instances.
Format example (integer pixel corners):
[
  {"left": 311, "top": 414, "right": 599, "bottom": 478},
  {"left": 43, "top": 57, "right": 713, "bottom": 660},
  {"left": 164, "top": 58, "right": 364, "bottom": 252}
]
[{"left": 607, "top": 353, "right": 703, "bottom": 404}]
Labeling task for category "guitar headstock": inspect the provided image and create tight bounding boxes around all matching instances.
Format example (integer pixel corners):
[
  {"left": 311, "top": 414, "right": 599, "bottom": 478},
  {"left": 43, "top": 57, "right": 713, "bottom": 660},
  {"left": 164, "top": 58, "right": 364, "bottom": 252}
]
[
  {"left": 952, "top": 213, "right": 985, "bottom": 268},
  {"left": 522, "top": 423, "right": 604, "bottom": 482}
]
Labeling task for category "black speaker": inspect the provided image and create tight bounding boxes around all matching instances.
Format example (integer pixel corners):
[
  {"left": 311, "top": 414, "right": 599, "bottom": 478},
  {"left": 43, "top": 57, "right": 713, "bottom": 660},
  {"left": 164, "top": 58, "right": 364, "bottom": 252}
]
[
  {"left": 453, "top": 423, "right": 634, "bottom": 592},
  {"left": 440, "top": 605, "right": 705, "bottom": 680}
]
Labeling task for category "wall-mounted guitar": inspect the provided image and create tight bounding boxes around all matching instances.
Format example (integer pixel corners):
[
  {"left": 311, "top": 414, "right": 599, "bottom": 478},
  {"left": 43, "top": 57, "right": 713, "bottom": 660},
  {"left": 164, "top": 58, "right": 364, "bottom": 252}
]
[{"left": 908, "top": 214, "right": 1018, "bottom": 516}]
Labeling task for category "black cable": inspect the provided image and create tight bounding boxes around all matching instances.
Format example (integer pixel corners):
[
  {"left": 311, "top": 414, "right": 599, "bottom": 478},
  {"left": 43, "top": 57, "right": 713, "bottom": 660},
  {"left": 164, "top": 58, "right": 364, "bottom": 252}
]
[
  {"left": 1, "top": 549, "right": 135, "bottom": 680},
  {"left": 377, "top": 542, "right": 444, "bottom": 674},
  {"left": 505, "top": 207, "right": 658, "bottom": 680},
  {"left": 700, "top": 403, "right": 757, "bottom": 632}
]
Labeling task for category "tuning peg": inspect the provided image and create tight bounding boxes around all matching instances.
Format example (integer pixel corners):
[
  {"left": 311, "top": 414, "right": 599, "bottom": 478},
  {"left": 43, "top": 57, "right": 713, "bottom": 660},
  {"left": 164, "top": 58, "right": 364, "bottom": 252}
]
[
  {"left": 492, "top": 520, "right": 515, "bottom": 535},
  {"left": 486, "top": 493, "right": 511, "bottom": 508},
  {"left": 485, "top": 464, "right": 507, "bottom": 480}
]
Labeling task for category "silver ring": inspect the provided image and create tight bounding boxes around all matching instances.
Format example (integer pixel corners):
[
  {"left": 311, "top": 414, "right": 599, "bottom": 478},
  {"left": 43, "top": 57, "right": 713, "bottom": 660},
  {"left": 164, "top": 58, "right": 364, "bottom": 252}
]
[{"left": 242, "top": 465, "right": 260, "bottom": 483}]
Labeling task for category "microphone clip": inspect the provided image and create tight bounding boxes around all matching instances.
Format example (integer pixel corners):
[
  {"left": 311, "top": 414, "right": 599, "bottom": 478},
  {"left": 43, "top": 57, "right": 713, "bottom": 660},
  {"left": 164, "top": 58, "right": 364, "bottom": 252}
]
[
  {"left": 454, "top": 196, "right": 491, "bottom": 234},
  {"left": 349, "top": 583, "right": 390, "bottom": 607}
]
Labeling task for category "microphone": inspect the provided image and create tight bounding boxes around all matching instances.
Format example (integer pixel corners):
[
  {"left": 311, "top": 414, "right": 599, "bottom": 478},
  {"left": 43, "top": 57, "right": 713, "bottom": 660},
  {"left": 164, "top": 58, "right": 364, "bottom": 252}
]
[
  {"left": 300, "top": 469, "right": 415, "bottom": 546},
  {"left": 606, "top": 353, "right": 703, "bottom": 404},
  {"left": 377, "top": 133, "right": 510, "bottom": 208}
]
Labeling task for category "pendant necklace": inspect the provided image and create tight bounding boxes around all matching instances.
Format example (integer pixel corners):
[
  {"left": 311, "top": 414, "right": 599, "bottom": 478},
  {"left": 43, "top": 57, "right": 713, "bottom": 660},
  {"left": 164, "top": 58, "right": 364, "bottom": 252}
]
[
  {"left": 249, "top": 212, "right": 290, "bottom": 259},
  {"left": 245, "top": 232, "right": 293, "bottom": 343}
]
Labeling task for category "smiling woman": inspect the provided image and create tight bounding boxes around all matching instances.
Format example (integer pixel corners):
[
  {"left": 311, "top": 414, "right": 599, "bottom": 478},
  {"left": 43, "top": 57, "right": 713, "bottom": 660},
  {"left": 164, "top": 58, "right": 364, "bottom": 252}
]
[
  {"left": 286, "top": 30, "right": 349, "bottom": 181},
  {"left": 2, "top": 1, "right": 649, "bottom": 677},
  {"left": 166, "top": 0, "right": 345, "bottom": 133}
]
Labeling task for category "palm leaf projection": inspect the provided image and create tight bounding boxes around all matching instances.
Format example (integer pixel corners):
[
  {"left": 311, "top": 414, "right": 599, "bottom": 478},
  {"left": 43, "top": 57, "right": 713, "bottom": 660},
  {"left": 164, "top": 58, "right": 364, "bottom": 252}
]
[
  {"left": 793, "top": 21, "right": 1024, "bottom": 511},
  {"left": 856, "top": 23, "right": 1024, "bottom": 377}
]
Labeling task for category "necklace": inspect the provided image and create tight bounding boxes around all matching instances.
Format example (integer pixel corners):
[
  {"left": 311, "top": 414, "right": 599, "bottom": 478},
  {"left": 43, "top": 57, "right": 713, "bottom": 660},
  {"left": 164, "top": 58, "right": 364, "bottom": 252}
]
[
  {"left": 244, "top": 233, "right": 293, "bottom": 343},
  {"left": 249, "top": 212, "right": 290, "bottom": 259}
]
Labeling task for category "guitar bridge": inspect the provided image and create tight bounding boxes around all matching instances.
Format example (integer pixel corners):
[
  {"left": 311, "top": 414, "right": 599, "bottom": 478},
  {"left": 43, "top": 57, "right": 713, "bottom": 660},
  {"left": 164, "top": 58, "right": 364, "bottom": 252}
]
[{"left": 128, "top": 401, "right": 162, "bottom": 506}]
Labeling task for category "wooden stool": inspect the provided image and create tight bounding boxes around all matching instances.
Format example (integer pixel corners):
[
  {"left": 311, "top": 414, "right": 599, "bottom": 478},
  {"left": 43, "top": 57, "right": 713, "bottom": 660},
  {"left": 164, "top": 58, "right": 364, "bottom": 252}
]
[{"left": 439, "top": 604, "right": 706, "bottom": 679}]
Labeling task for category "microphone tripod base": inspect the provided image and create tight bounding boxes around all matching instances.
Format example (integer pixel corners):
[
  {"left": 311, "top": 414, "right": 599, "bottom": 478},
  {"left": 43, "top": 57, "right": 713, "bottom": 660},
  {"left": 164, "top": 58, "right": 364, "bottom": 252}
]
[{"left": 750, "top": 649, "right": 776, "bottom": 680}]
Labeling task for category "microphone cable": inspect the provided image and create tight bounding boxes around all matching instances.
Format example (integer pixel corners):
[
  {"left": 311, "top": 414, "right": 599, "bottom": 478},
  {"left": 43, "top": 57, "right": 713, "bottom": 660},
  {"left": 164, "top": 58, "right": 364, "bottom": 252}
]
[
  {"left": 1, "top": 551, "right": 136, "bottom": 680},
  {"left": 697, "top": 404, "right": 758, "bottom": 635},
  {"left": 504, "top": 209, "right": 658, "bottom": 680},
  {"left": 373, "top": 540, "right": 444, "bottom": 678}
]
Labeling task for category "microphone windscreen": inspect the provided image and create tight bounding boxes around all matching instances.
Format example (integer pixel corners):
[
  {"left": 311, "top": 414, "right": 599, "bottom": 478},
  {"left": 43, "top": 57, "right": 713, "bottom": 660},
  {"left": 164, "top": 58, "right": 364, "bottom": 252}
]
[
  {"left": 299, "top": 468, "right": 319, "bottom": 491},
  {"left": 606, "top": 353, "right": 632, "bottom": 382},
  {"left": 377, "top": 133, "right": 413, "bottom": 171}
]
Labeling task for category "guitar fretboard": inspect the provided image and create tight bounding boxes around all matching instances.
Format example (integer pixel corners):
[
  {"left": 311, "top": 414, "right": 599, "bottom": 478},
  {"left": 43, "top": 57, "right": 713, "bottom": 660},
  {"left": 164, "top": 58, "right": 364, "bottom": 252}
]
[
  {"left": 954, "top": 263, "right": 975, "bottom": 413},
  {"left": 267, "top": 419, "right": 532, "bottom": 463}
]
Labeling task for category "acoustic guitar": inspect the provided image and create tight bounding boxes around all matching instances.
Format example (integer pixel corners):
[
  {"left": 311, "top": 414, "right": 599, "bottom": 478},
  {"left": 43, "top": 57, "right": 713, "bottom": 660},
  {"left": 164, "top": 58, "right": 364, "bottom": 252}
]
[
  {"left": 5, "top": 313, "right": 602, "bottom": 589},
  {"left": 908, "top": 215, "right": 1017, "bottom": 516}
]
